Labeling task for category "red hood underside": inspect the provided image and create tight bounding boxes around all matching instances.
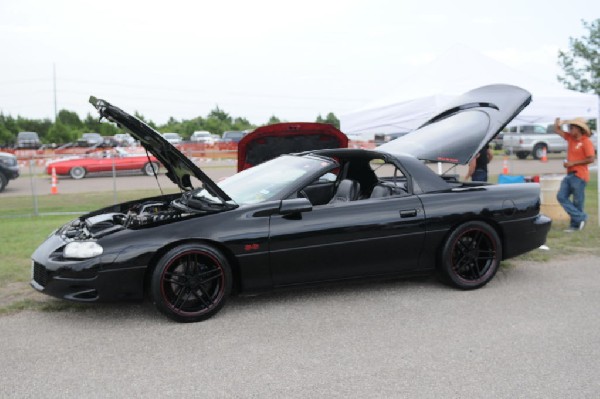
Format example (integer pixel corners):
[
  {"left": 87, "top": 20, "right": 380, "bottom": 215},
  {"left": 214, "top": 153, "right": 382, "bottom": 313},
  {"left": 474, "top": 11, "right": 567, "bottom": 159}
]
[{"left": 237, "top": 123, "right": 348, "bottom": 171}]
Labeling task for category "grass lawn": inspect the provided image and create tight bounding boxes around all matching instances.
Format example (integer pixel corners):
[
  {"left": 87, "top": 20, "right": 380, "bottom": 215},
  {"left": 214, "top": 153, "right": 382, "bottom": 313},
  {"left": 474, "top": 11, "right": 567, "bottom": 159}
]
[{"left": 0, "top": 176, "right": 597, "bottom": 314}]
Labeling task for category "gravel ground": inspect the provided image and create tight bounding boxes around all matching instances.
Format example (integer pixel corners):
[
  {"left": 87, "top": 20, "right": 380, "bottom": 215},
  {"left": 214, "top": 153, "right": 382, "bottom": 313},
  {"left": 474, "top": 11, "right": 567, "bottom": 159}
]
[{"left": 1, "top": 255, "right": 599, "bottom": 398}]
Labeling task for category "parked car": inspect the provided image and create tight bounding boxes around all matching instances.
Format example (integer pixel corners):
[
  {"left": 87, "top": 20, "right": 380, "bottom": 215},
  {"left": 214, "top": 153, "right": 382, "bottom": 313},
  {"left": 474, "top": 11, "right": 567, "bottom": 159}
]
[
  {"left": 46, "top": 147, "right": 160, "bottom": 179},
  {"left": 77, "top": 133, "right": 104, "bottom": 147},
  {"left": 0, "top": 151, "right": 19, "bottom": 192},
  {"left": 221, "top": 131, "right": 247, "bottom": 143},
  {"left": 102, "top": 136, "right": 120, "bottom": 147},
  {"left": 190, "top": 131, "right": 215, "bottom": 145},
  {"left": 114, "top": 133, "right": 136, "bottom": 146},
  {"left": 502, "top": 123, "right": 565, "bottom": 159},
  {"left": 374, "top": 132, "right": 409, "bottom": 146},
  {"left": 16, "top": 131, "right": 41, "bottom": 149},
  {"left": 161, "top": 132, "right": 182, "bottom": 145},
  {"left": 31, "top": 86, "right": 551, "bottom": 323}
]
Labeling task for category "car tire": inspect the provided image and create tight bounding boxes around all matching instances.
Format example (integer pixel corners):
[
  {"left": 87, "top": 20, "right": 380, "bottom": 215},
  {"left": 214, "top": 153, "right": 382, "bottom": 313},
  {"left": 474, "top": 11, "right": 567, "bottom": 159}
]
[
  {"left": 533, "top": 144, "right": 547, "bottom": 160},
  {"left": 143, "top": 162, "right": 159, "bottom": 176},
  {"left": 151, "top": 243, "right": 232, "bottom": 322},
  {"left": 69, "top": 166, "right": 87, "bottom": 180},
  {"left": 439, "top": 221, "right": 502, "bottom": 290},
  {"left": 0, "top": 172, "right": 7, "bottom": 192},
  {"left": 515, "top": 151, "right": 529, "bottom": 160}
]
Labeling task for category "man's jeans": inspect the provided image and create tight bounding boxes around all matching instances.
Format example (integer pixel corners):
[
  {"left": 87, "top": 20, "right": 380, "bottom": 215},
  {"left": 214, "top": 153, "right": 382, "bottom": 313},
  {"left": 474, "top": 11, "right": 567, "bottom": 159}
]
[{"left": 557, "top": 173, "right": 587, "bottom": 228}]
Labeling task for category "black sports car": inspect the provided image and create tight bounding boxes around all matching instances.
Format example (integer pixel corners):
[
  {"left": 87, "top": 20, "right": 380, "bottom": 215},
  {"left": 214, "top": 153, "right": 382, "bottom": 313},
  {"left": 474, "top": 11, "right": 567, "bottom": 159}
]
[{"left": 31, "top": 84, "right": 551, "bottom": 322}]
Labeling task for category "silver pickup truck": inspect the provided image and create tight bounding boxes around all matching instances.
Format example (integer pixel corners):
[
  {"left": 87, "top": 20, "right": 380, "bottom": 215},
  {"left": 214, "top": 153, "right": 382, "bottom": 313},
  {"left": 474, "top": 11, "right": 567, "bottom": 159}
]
[
  {"left": 503, "top": 123, "right": 597, "bottom": 160},
  {"left": 503, "top": 123, "right": 565, "bottom": 159}
]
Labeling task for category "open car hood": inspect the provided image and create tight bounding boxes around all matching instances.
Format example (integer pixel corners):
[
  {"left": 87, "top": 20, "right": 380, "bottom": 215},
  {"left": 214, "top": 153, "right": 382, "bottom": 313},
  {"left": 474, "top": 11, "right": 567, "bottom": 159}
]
[
  {"left": 237, "top": 123, "right": 348, "bottom": 171},
  {"left": 89, "top": 97, "right": 231, "bottom": 202},
  {"left": 377, "top": 84, "right": 532, "bottom": 164}
]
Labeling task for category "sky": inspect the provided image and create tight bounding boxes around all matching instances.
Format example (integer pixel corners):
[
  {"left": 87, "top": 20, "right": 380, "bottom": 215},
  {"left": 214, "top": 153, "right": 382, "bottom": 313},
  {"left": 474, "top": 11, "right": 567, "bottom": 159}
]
[{"left": 1, "top": 0, "right": 599, "bottom": 126}]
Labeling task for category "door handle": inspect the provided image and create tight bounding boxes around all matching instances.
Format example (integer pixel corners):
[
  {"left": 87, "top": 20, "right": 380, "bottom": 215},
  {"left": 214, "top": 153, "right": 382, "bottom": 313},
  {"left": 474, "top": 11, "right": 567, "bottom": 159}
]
[{"left": 400, "top": 209, "right": 417, "bottom": 218}]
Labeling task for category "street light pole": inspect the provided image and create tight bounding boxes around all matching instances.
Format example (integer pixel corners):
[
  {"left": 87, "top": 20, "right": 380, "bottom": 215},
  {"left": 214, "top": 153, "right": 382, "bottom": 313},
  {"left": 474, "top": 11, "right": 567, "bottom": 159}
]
[{"left": 53, "top": 63, "right": 57, "bottom": 120}]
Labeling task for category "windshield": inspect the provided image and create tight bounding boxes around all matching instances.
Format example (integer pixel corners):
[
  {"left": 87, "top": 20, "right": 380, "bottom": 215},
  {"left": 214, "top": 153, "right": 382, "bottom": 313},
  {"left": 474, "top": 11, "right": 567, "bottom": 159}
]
[
  {"left": 19, "top": 132, "right": 38, "bottom": 139},
  {"left": 194, "top": 155, "right": 333, "bottom": 205},
  {"left": 223, "top": 132, "right": 243, "bottom": 139}
]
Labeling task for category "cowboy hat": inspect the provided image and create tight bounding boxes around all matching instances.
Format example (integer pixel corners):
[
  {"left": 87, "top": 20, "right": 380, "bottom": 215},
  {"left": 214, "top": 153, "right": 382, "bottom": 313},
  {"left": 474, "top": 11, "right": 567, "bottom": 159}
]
[{"left": 564, "top": 117, "right": 592, "bottom": 136}]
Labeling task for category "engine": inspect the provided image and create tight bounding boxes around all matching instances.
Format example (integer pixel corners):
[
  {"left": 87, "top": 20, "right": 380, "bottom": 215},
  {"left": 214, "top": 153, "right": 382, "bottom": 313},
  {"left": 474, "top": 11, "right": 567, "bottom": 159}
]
[
  {"left": 60, "top": 200, "right": 186, "bottom": 240},
  {"left": 123, "top": 201, "right": 184, "bottom": 227}
]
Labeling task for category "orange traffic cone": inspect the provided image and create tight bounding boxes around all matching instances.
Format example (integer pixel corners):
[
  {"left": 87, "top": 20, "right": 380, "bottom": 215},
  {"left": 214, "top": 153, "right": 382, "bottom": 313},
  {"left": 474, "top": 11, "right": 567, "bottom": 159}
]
[
  {"left": 502, "top": 156, "right": 509, "bottom": 174},
  {"left": 541, "top": 147, "right": 548, "bottom": 163},
  {"left": 51, "top": 167, "right": 58, "bottom": 195}
]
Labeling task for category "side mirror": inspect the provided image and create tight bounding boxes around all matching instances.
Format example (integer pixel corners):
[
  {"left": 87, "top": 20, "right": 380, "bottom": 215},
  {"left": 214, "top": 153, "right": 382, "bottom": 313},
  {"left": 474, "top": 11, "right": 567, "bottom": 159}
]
[{"left": 279, "top": 198, "right": 312, "bottom": 215}]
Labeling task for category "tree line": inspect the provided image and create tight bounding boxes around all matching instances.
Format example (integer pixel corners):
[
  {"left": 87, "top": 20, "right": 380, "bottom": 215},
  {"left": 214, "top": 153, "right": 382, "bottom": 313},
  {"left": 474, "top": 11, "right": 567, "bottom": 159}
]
[{"left": 0, "top": 106, "right": 340, "bottom": 147}]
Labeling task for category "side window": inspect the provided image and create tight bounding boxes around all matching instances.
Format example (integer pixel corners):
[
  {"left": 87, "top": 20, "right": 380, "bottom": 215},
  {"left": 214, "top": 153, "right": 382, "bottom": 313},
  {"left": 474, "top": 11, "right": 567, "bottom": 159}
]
[
  {"left": 533, "top": 125, "right": 546, "bottom": 134},
  {"left": 316, "top": 172, "right": 337, "bottom": 184},
  {"left": 521, "top": 125, "right": 533, "bottom": 133},
  {"left": 297, "top": 171, "right": 339, "bottom": 206},
  {"left": 509, "top": 126, "right": 517, "bottom": 133},
  {"left": 370, "top": 161, "right": 409, "bottom": 198}
]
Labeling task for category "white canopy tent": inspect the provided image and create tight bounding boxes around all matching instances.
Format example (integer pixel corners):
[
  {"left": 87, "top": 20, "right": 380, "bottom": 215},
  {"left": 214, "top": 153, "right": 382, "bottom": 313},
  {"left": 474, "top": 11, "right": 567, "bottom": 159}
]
[
  {"left": 341, "top": 45, "right": 600, "bottom": 226},
  {"left": 341, "top": 46, "right": 598, "bottom": 137}
]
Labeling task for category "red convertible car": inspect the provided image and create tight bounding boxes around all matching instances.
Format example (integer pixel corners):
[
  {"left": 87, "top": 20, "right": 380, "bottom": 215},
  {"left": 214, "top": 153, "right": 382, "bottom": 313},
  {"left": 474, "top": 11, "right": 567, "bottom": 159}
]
[{"left": 46, "top": 147, "right": 160, "bottom": 179}]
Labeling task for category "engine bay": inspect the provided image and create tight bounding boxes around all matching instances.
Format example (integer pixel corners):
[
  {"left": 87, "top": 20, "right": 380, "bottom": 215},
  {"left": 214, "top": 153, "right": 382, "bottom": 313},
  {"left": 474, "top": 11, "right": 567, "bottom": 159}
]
[{"left": 60, "top": 199, "right": 194, "bottom": 240}]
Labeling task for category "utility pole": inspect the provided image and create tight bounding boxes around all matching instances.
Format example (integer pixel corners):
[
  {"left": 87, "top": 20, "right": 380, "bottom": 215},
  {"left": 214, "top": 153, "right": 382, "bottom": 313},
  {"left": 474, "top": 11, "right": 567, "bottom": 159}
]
[{"left": 53, "top": 63, "right": 57, "bottom": 120}]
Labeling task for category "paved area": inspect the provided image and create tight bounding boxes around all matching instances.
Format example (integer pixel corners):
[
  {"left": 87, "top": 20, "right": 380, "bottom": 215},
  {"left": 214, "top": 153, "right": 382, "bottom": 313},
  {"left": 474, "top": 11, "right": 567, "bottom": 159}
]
[{"left": 1, "top": 256, "right": 599, "bottom": 398}]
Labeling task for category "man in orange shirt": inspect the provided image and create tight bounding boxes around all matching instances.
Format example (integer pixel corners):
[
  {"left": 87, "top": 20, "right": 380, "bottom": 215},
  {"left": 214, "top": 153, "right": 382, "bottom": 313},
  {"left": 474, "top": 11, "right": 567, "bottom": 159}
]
[{"left": 553, "top": 117, "right": 596, "bottom": 231}]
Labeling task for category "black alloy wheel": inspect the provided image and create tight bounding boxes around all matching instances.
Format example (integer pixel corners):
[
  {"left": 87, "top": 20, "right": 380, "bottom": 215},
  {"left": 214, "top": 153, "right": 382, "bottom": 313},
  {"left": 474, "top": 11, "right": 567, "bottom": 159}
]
[
  {"left": 151, "top": 243, "right": 232, "bottom": 322},
  {"left": 439, "top": 221, "right": 502, "bottom": 290}
]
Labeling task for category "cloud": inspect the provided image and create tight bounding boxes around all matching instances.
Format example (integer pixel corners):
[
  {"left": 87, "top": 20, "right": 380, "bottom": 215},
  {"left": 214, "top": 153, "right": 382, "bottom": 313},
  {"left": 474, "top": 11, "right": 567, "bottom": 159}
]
[
  {"left": 0, "top": 24, "right": 47, "bottom": 34},
  {"left": 485, "top": 46, "right": 562, "bottom": 81}
]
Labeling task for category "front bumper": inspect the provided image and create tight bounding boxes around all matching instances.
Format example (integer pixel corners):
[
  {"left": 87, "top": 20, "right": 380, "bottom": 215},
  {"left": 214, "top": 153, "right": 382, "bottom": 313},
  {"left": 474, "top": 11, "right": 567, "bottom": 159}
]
[
  {"left": 2, "top": 165, "right": 19, "bottom": 180},
  {"left": 31, "top": 261, "right": 146, "bottom": 302},
  {"left": 31, "top": 233, "right": 146, "bottom": 302}
]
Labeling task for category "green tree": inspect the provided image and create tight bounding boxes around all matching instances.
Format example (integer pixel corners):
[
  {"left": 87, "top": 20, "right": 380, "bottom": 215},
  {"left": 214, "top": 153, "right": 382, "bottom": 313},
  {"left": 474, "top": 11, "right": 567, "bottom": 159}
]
[
  {"left": 180, "top": 117, "right": 206, "bottom": 138},
  {"left": 0, "top": 114, "right": 18, "bottom": 145},
  {"left": 232, "top": 117, "right": 253, "bottom": 131},
  {"left": 0, "top": 122, "right": 14, "bottom": 146},
  {"left": 208, "top": 106, "right": 232, "bottom": 124},
  {"left": 557, "top": 18, "right": 600, "bottom": 95},
  {"left": 46, "top": 122, "right": 76, "bottom": 144},
  {"left": 56, "top": 109, "right": 83, "bottom": 129},
  {"left": 83, "top": 113, "right": 103, "bottom": 132},
  {"left": 267, "top": 115, "right": 281, "bottom": 125},
  {"left": 316, "top": 112, "right": 340, "bottom": 129},
  {"left": 0, "top": 114, "right": 18, "bottom": 134}
]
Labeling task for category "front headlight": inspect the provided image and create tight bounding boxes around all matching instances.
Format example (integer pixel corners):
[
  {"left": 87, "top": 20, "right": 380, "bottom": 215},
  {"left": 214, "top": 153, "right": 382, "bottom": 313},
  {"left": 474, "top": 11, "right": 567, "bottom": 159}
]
[{"left": 63, "top": 241, "right": 103, "bottom": 259}]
